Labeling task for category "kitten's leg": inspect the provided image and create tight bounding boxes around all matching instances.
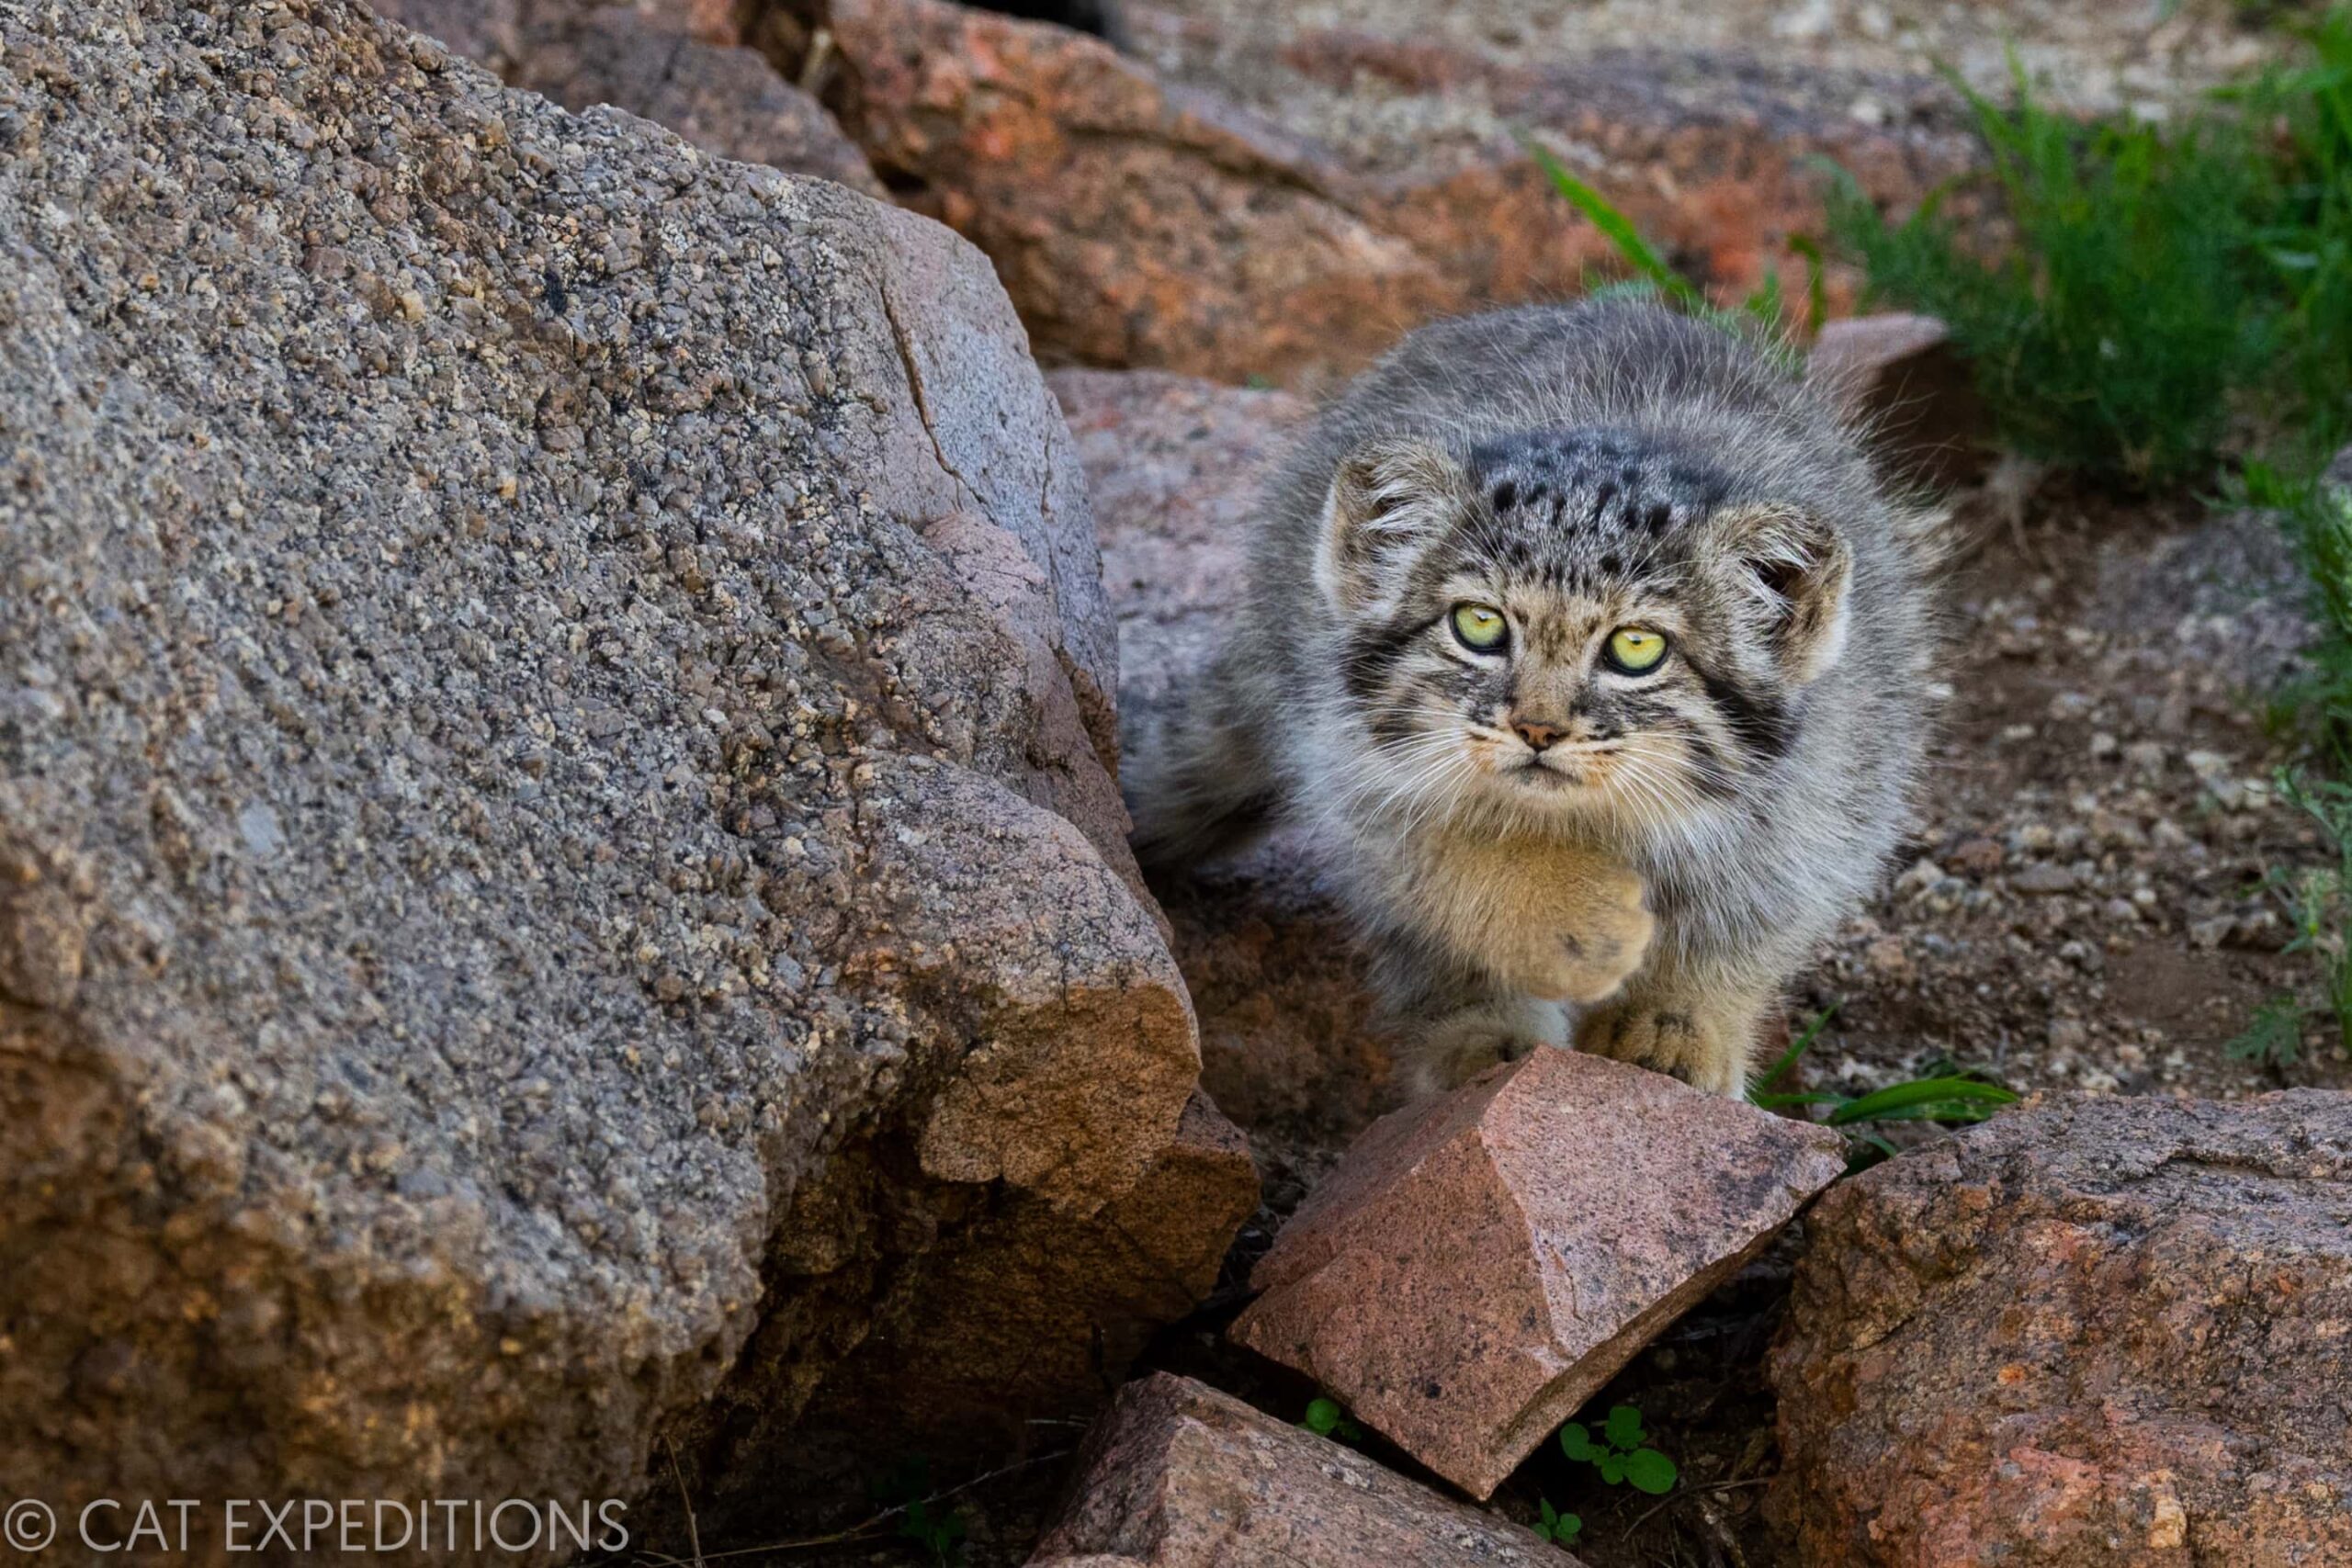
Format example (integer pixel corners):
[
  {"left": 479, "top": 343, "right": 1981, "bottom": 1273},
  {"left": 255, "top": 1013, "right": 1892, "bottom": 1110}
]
[
  {"left": 1576, "top": 962, "right": 1779, "bottom": 1098},
  {"left": 1408, "top": 832, "right": 1655, "bottom": 1005},
  {"left": 1368, "top": 833, "right": 1651, "bottom": 1096},
  {"left": 1396, "top": 991, "right": 1570, "bottom": 1096},
  {"left": 1123, "top": 654, "right": 1281, "bottom": 871}
]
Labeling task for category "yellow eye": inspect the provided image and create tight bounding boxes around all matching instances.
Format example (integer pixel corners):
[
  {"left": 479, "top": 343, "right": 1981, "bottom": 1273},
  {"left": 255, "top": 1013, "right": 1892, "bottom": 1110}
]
[
  {"left": 1605, "top": 626, "right": 1668, "bottom": 673},
  {"left": 1450, "top": 603, "right": 1509, "bottom": 651}
]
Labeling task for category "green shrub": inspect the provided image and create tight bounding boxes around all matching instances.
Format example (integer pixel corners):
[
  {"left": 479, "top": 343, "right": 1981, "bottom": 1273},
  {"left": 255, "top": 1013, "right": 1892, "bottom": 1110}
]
[{"left": 1824, "top": 62, "right": 2272, "bottom": 487}]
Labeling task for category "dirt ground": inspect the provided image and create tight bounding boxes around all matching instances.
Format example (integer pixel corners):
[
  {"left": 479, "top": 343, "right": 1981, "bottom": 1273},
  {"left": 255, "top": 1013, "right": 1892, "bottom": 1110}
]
[{"left": 1811, "top": 476, "right": 2349, "bottom": 1110}]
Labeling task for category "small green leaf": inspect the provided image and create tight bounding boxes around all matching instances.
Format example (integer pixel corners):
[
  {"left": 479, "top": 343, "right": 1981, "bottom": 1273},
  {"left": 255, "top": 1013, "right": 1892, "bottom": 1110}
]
[
  {"left": 1558, "top": 1422, "right": 1599, "bottom": 1461},
  {"left": 1517, "top": 134, "right": 1706, "bottom": 311},
  {"left": 1539, "top": 1499, "right": 1557, "bottom": 1529},
  {"left": 1603, "top": 1404, "right": 1646, "bottom": 1450},
  {"left": 1625, "top": 1448, "right": 1679, "bottom": 1495},
  {"left": 1556, "top": 1512, "right": 1583, "bottom": 1541},
  {"left": 1599, "top": 1452, "right": 1628, "bottom": 1485},
  {"left": 1827, "top": 1077, "right": 2018, "bottom": 1126},
  {"left": 1303, "top": 1397, "right": 1342, "bottom": 1436}
]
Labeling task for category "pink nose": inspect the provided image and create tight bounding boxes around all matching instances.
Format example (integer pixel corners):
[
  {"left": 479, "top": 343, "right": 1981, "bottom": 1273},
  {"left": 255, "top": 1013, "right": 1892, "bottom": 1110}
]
[{"left": 1511, "top": 716, "right": 1562, "bottom": 750}]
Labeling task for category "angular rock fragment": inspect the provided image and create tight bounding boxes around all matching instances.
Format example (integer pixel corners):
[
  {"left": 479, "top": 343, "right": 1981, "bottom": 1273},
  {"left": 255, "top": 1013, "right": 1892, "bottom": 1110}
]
[
  {"left": 1807, "top": 312, "right": 1990, "bottom": 488},
  {"left": 1771, "top": 1090, "right": 2352, "bottom": 1568},
  {"left": 1029, "top": 1373, "right": 1582, "bottom": 1567},
  {"left": 1232, "top": 1048, "right": 1848, "bottom": 1497}
]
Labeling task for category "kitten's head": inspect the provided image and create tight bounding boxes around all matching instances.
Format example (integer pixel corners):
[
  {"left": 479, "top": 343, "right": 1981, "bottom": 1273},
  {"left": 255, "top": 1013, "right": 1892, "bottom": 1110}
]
[{"left": 1314, "top": 426, "right": 1852, "bottom": 839}]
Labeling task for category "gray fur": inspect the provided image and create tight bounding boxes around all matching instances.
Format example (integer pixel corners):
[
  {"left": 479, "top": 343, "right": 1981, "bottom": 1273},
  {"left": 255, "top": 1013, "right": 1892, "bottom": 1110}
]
[{"left": 1127, "top": 301, "right": 1942, "bottom": 1092}]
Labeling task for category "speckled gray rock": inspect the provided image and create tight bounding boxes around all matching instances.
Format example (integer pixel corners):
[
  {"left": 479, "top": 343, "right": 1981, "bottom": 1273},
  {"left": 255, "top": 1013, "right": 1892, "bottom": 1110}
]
[
  {"left": 0, "top": 0, "right": 1224, "bottom": 1544},
  {"left": 379, "top": 0, "right": 886, "bottom": 197},
  {"left": 506, "top": 8, "right": 886, "bottom": 196}
]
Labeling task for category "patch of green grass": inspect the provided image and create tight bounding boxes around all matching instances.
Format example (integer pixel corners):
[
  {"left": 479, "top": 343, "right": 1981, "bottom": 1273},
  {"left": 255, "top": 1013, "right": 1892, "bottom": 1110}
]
[
  {"left": 1823, "top": 59, "right": 2273, "bottom": 488},
  {"left": 1559, "top": 1404, "right": 1679, "bottom": 1496},
  {"left": 2232, "top": 769, "right": 2352, "bottom": 1058},
  {"left": 1521, "top": 135, "right": 1826, "bottom": 347},
  {"left": 1751, "top": 1004, "right": 2019, "bottom": 1166}
]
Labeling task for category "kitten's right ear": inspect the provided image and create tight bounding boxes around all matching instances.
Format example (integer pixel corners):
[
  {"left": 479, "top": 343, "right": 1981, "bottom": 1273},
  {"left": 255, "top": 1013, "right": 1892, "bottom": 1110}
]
[{"left": 1315, "top": 436, "right": 1472, "bottom": 612}]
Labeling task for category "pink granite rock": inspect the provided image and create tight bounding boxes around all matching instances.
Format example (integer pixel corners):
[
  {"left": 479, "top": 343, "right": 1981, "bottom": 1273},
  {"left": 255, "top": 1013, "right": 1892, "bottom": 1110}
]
[
  {"left": 1028, "top": 1373, "right": 1583, "bottom": 1567},
  {"left": 1231, "top": 1047, "right": 1848, "bottom": 1497}
]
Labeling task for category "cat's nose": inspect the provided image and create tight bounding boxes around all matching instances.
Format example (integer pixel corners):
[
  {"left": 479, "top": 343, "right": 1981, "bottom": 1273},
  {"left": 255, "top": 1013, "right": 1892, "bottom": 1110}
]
[{"left": 1510, "top": 716, "right": 1563, "bottom": 750}]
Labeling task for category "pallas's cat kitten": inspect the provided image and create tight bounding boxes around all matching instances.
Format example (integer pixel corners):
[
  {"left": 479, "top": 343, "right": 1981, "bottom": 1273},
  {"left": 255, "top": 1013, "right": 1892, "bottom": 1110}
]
[{"left": 1126, "top": 301, "right": 1940, "bottom": 1096}]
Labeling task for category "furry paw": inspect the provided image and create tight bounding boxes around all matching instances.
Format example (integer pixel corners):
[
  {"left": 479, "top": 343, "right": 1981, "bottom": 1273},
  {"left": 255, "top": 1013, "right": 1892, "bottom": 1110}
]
[
  {"left": 1505, "top": 864, "right": 1655, "bottom": 1005},
  {"left": 1405, "top": 997, "right": 1569, "bottom": 1096},
  {"left": 1576, "top": 1001, "right": 1748, "bottom": 1097}
]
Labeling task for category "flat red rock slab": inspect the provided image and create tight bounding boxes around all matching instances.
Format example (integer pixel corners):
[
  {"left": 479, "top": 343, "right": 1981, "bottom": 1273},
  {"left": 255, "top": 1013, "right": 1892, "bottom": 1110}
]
[
  {"left": 1027, "top": 1373, "right": 1583, "bottom": 1567},
  {"left": 1232, "top": 1047, "right": 1848, "bottom": 1497}
]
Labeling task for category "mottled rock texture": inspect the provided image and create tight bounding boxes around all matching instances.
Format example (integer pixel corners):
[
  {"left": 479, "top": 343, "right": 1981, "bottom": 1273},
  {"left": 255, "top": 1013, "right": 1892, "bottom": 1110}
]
[
  {"left": 507, "top": 7, "right": 885, "bottom": 194},
  {"left": 767, "top": 0, "right": 1979, "bottom": 383},
  {"left": 1233, "top": 1048, "right": 1848, "bottom": 1498},
  {"left": 1771, "top": 1091, "right": 2352, "bottom": 1567},
  {"left": 790, "top": 0, "right": 1443, "bottom": 383},
  {"left": 370, "top": 0, "right": 739, "bottom": 76},
  {"left": 1050, "top": 368, "right": 1393, "bottom": 1159},
  {"left": 1029, "top": 1373, "right": 1582, "bottom": 1567},
  {"left": 0, "top": 0, "right": 1243, "bottom": 1542}
]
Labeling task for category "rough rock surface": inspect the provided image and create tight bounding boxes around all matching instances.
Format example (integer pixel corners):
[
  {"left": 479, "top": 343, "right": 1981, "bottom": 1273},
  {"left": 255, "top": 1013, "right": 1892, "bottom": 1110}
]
[
  {"left": 1050, "top": 370, "right": 1392, "bottom": 1145},
  {"left": 1233, "top": 1048, "right": 1849, "bottom": 1498},
  {"left": 508, "top": 7, "right": 886, "bottom": 194},
  {"left": 1770, "top": 1090, "right": 2352, "bottom": 1568},
  {"left": 1029, "top": 1373, "right": 1583, "bottom": 1567},
  {"left": 793, "top": 0, "right": 1444, "bottom": 383},
  {"left": 370, "top": 0, "right": 740, "bottom": 75},
  {"left": 775, "top": 0, "right": 1980, "bottom": 383},
  {"left": 0, "top": 0, "right": 1235, "bottom": 1540},
  {"left": 692, "top": 1090, "right": 1260, "bottom": 1514}
]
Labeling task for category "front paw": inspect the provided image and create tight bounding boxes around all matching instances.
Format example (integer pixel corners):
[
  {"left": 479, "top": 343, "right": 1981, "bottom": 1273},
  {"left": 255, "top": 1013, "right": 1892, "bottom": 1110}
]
[
  {"left": 1577, "top": 1002, "right": 1747, "bottom": 1096},
  {"left": 1405, "top": 997, "right": 1569, "bottom": 1096},
  {"left": 1520, "top": 866, "right": 1654, "bottom": 1005}
]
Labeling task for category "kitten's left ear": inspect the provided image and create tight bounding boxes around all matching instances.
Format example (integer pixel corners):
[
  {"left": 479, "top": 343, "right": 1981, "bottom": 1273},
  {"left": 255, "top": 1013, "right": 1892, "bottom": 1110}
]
[
  {"left": 1704, "top": 504, "right": 1853, "bottom": 683},
  {"left": 1315, "top": 435, "right": 1475, "bottom": 612}
]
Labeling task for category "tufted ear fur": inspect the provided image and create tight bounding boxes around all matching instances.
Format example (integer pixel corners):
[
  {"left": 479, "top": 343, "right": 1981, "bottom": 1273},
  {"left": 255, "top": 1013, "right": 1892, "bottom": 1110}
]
[
  {"left": 1314, "top": 436, "right": 1475, "bottom": 612},
  {"left": 1704, "top": 504, "right": 1853, "bottom": 683}
]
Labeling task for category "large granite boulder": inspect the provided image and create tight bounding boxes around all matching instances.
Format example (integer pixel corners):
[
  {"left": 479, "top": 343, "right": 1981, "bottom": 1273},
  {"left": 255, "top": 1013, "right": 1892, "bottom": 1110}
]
[
  {"left": 1770, "top": 1091, "right": 2352, "bottom": 1566},
  {"left": 0, "top": 0, "right": 1247, "bottom": 1546}
]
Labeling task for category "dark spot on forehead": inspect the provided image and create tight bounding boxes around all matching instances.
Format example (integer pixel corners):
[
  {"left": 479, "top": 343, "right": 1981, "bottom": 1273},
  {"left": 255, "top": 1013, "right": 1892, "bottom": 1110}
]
[{"left": 1464, "top": 426, "right": 1735, "bottom": 549}]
